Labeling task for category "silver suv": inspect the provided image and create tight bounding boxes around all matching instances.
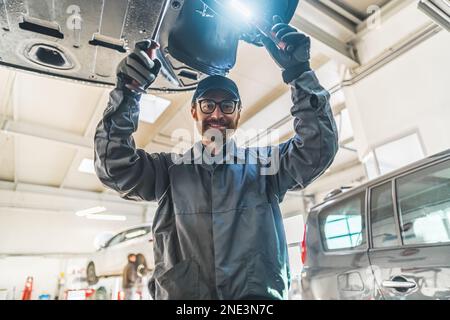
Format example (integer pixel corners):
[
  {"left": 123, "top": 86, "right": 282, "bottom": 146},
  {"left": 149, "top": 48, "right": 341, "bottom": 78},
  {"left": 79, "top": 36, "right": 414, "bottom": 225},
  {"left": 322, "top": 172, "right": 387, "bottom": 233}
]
[{"left": 300, "top": 149, "right": 450, "bottom": 300}]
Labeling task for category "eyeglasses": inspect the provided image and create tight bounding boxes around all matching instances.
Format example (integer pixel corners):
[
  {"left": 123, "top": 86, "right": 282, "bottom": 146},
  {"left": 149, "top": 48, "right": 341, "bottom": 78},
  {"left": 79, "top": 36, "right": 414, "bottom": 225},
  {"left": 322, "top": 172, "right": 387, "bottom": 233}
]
[{"left": 197, "top": 99, "right": 240, "bottom": 115}]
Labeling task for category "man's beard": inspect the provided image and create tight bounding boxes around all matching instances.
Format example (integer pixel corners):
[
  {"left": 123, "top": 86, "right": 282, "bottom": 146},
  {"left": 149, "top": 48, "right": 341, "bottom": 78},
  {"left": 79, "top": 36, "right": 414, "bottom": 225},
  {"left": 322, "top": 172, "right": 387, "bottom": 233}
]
[
  {"left": 196, "top": 118, "right": 237, "bottom": 156},
  {"left": 201, "top": 118, "right": 236, "bottom": 139}
]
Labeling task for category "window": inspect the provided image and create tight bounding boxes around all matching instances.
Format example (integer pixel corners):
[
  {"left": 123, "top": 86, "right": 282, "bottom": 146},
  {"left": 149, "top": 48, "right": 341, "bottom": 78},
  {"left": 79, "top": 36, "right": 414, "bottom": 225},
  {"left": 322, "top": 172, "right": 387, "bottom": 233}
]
[
  {"left": 105, "top": 232, "right": 125, "bottom": 247},
  {"left": 335, "top": 108, "right": 354, "bottom": 143},
  {"left": 376, "top": 134, "right": 424, "bottom": 175},
  {"left": 319, "top": 192, "right": 366, "bottom": 251},
  {"left": 370, "top": 182, "right": 400, "bottom": 248},
  {"left": 396, "top": 159, "right": 450, "bottom": 245},
  {"left": 363, "top": 133, "right": 425, "bottom": 180},
  {"left": 139, "top": 94, "right": 171, "bottom": 124}
]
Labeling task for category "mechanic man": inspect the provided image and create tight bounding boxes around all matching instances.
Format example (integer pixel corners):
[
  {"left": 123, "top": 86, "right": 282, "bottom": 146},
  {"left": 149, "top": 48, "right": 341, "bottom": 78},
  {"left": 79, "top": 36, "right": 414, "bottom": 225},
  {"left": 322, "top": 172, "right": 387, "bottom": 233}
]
[
  {"left": 122, "top": 253, "right": 138, "bottom": 300},
  {"left": 94, "top": 16, "right": 338, "bottom": 300}
]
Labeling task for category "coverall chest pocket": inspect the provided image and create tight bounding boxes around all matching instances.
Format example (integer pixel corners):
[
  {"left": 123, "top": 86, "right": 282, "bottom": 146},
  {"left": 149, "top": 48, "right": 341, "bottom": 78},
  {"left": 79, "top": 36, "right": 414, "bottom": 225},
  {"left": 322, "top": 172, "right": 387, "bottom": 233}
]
[
  {"left": 169, "top": 165, "right": 211, "bottom": 214},
  {"left": 213, "top": 164, "right": 270, "bottom": 211}
]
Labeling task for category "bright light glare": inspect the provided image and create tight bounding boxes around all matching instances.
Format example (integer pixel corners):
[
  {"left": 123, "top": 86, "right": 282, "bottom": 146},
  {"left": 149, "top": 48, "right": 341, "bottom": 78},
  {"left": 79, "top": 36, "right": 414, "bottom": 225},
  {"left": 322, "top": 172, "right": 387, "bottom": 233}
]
[
  {"left": 86, "top": 214, "right": 127, "bottom": 221},
  {"left": 140, "top": 94, "right": 171, "bottom": 124},
  {"left": 230, "top": 0, "right": 252, "bottom": 19},
  {"left": 75, "top": 206, "right": 107, "bottom": 217},
  {"left": 78, "top": 158, "right": 95, "bottom": 175}
]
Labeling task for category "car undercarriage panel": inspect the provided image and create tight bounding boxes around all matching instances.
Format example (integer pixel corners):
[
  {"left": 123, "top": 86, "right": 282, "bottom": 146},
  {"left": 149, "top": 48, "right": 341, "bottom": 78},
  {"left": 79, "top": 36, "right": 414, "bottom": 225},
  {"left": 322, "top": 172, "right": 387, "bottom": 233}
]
[
  {"left": 0, "top": 0, "right": 298, "bottom": 92},
  {"left": 0, "top": 0, "right": 171, "bottom": 88}
]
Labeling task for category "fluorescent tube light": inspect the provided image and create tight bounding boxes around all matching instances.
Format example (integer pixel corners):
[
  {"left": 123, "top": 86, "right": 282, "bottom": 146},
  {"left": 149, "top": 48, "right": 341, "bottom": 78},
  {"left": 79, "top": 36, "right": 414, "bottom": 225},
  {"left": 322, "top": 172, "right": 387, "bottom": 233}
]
[
  {"left": 86, "top": 214, "right": 127, "bottom": 221},
  {"left": 75, "top": 206, "right": 106, "bottom": 217}
]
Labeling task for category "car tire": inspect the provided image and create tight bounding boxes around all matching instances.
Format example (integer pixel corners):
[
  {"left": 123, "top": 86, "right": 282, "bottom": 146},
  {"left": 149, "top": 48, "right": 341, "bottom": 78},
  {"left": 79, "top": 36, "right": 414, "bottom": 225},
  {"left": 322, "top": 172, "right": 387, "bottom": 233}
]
[
  {"left": 94, "top": 286, "right": 108, "bottom": 300},
  {"left": 86, "top": 262, "right": 99, "bottom": 285}
]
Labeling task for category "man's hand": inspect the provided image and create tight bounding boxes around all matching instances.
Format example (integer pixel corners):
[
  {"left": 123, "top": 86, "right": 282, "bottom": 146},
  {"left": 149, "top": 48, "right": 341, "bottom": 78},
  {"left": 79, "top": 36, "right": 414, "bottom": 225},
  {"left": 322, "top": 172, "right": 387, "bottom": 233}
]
[
  {"left": 116, "top": 40, "right": 162, "bottom": 92},
  {"left": 262, "top": 16, "right": 311, "bottom": 83}
]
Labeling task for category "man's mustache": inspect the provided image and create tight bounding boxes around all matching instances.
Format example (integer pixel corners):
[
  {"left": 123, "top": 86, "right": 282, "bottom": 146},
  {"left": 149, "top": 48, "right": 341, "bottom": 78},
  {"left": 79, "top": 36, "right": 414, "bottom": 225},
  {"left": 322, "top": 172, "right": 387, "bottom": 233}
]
[{"left": 203, "top": 118, "right": 229, "bottom": 127}]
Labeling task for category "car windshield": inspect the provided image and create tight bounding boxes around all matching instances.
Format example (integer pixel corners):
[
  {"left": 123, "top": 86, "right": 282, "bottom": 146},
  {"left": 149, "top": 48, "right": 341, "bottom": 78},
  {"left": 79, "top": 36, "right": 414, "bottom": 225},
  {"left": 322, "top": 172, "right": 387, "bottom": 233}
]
[
  {"left": 105, "top": 233, "right": 125, "bottom": 247},
  {"left": 124, "top": 227, "right": 152, "bottom": 241}
]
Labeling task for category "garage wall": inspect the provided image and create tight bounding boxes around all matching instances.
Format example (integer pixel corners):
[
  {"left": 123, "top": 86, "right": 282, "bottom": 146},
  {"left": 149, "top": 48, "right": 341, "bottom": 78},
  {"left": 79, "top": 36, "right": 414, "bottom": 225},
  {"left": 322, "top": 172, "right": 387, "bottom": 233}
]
[
  {"left": 355, "top": 1, "right": 432, "bottom": 65},
  {"left": 0, "top": 257, "right": 63, "bottom": 300},
  {"left": 0, "top": 207, "right": 143, "bottom": 300},
  {"left": 345, "top": 31, "right": 450, "bottom": 159},
  {"left": 306, "top": 163, "right": 367, "bottom": 203},
  {"left": 0, "top": 208, "right": 142, "bottom": 255}
]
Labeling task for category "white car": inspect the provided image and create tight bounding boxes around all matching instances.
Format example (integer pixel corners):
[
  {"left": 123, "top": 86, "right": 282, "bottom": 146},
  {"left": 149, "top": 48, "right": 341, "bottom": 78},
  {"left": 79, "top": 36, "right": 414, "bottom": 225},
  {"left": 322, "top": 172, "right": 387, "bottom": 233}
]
[{"left": 86, "top": 224, "right": 154, "bottom": 285}]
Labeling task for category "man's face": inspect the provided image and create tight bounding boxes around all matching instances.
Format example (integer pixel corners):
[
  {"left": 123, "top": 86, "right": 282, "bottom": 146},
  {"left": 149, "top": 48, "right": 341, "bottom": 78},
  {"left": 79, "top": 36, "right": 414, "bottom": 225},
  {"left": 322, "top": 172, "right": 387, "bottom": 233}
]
[
  {"left": 129, "top": 255, "right": 136, "bottom": 263},
  {"left": 191, "top": 89, "right": 241, "bottom": 141}
]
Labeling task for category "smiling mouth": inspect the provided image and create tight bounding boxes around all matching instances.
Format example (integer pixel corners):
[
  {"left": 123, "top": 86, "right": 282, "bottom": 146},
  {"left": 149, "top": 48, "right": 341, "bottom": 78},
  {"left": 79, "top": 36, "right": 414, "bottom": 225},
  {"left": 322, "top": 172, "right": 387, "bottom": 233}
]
[{"left": 207, "top": 123, "right": 227, "bottom": 129}]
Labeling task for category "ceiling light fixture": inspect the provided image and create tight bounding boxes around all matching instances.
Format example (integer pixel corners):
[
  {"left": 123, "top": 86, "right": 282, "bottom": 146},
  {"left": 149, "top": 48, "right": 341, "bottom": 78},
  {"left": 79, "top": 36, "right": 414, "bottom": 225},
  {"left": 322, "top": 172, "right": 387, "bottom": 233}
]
[
  {"left": 86, "top": 214, "right": 127, "bottom": 221},
  {"left": 75, "top": 206, "right": 106, "bottom": 217}
]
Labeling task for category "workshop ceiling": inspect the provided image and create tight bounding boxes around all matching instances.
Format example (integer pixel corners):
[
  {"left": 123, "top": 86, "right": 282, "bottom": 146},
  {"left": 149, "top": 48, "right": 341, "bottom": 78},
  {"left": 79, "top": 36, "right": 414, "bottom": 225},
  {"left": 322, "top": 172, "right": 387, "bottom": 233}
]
[{"left": 329, "top": 0, "right": 391, "bottom": 19}]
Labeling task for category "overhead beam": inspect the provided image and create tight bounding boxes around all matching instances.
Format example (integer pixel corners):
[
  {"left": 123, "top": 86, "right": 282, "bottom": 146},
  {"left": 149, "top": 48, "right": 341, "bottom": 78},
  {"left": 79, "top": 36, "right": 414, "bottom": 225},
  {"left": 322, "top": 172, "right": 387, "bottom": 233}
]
[
  {"left": 0, "top": 181, "right": 156, "bottom": 215},
  {"left": 303, "top": 0, "right": 361, "bottom": 29},
  {"left": 59, "top": 90, "right": 108, "bottom": 188},
  {"left": 0, "top": 252, "right": 94, "bottom": 258},
  {"left": 1, "top": 119, "right": 93, "bottom": 152},
  {"left": 298, "top": 0, "right": 358, "bottom": 36},
  {"left": 291, "top": 15, "right": 359, "bottom": 68}
]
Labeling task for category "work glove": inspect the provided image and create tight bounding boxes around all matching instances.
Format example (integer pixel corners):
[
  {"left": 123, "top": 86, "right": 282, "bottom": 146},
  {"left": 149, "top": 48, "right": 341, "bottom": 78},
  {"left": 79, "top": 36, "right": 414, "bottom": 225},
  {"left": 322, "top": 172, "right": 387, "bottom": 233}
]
[
  {"left": 116, "top": 40, "right": 162, "bottom": 93},
  {"left": 262, "top": 16, "right": 311, "bottom": 84}
]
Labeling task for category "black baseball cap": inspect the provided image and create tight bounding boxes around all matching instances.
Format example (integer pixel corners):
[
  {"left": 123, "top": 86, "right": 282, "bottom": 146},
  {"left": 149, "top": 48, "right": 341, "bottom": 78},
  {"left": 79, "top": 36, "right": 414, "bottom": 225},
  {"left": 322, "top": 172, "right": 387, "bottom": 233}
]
[{"left": 192, "top": 75, "right": 240, "bottom": 104}]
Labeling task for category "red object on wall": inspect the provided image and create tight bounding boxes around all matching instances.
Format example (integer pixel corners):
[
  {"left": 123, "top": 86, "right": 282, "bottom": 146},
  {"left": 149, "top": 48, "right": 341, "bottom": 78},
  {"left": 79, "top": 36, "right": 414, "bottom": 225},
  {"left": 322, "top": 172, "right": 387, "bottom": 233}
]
[
  {"left": 22, "top": 276, "right": 34, "bottom": 300},
  {"left": 301, "top": 224, "right": 307, "bottom": 264}
]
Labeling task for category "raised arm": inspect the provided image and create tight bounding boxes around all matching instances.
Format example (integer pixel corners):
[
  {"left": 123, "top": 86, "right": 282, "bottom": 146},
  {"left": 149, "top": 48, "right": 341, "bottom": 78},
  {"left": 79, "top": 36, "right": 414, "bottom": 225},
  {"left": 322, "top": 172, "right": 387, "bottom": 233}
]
[
  {"left": 270, "top": 71, "right": 339, "bottom": 197},
  {"left": 94, "top": 40, "right": 170, "bottom": 201},
  {"left": 262, "top": 16, "right": 339, "bottom": 198}
]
